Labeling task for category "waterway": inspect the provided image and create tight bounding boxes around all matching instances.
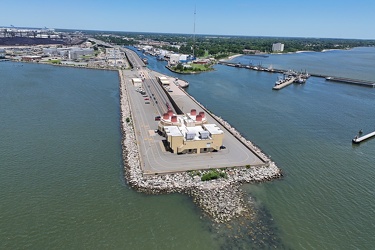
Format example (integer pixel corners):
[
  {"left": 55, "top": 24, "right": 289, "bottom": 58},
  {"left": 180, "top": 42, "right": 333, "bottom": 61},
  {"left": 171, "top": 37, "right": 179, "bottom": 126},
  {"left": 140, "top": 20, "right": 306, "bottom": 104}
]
[
  {"left": 145, "top": 47, "right": 375, "bottom": 249},
  {"left": 1, "top": 47, "right": 374, "bottom": 249}
]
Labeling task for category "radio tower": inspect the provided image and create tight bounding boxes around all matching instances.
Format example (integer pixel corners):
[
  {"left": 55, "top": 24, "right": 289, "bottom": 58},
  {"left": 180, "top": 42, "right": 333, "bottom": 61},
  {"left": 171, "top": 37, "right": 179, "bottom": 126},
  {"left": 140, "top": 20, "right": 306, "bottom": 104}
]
[{"left": 193, "top": 5, "right": 196, "bottom": 58}]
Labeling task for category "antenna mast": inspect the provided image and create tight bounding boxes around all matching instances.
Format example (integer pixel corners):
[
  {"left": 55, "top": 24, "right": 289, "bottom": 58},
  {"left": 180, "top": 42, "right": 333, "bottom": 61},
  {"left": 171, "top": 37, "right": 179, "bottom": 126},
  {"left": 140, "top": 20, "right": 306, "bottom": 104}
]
[{"left": 193, "top": 5, "right": 196, "bottom": 58}]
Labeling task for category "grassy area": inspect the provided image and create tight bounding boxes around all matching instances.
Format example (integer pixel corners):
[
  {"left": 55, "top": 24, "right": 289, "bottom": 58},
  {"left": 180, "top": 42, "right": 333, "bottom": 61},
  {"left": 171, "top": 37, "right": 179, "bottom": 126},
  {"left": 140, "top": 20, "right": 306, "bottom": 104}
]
[
  {"left": 201, "top": 169, "right": 227, "bottom": 181},
  {"left": 48, "top": 59, "right": 61, "bottom": 64},
  {"left": 190, "top": 63, "right": 209, "bottom": 70},
  {"left": 171, "top": 62, "right": 213, "bottom": 73}
]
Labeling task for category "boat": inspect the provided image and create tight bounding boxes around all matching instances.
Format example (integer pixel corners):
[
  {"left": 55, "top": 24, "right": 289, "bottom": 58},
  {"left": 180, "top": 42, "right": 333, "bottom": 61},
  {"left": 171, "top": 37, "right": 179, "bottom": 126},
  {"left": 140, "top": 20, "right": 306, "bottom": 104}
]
[
  {"left": 275, "top": 76, "right": 282, "bottom": 86},
  {"left": 294, "top": 75, "right": 307, "bottom": 84},
  {"left": 142, "top": 58, "right": 148, "bottom": 64}
]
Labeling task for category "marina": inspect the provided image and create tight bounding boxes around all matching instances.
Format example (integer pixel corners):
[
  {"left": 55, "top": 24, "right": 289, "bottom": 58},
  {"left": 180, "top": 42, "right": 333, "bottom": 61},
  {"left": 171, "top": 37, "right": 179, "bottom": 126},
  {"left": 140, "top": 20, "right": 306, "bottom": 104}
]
[{"left": 219, "top": 60, "right": 375, "bottom": 88}]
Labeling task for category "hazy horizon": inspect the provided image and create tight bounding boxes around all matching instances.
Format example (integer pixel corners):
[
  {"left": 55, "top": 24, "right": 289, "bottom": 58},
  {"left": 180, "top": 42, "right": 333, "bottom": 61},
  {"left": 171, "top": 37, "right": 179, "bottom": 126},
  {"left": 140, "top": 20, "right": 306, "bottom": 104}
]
[{"left": 1, "top": 0, "right": 375, "bottom": 40}]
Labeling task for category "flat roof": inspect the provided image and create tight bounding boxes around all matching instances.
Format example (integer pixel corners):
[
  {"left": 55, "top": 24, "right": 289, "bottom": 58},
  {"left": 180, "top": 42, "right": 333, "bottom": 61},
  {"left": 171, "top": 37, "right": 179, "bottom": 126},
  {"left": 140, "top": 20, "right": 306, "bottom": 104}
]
[
  {"left": 203, "top": 124, "right": 224, "bottom": 135},
  {"left": 164, "top": 126, "right": 183, "bottom": 137},
  {"left": 183, "top": 126, "right": 206, "bottom": 140},
  {"left": 132, "top": 78, "right": 142, "bottom": 82}
]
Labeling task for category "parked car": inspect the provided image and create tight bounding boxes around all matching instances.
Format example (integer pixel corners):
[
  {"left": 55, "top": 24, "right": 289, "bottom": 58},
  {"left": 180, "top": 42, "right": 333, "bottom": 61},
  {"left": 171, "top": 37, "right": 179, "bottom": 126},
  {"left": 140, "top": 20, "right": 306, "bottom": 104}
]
[{"left": 155, "top": 116, "right": 161, "bottom": 121}]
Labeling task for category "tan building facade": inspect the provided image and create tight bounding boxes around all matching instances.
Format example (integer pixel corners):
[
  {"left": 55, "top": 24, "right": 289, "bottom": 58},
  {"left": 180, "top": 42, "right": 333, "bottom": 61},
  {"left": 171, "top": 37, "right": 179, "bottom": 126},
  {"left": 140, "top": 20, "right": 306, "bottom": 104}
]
[{"left": 158, "top": 109, "right": 224, "bottom": 154}]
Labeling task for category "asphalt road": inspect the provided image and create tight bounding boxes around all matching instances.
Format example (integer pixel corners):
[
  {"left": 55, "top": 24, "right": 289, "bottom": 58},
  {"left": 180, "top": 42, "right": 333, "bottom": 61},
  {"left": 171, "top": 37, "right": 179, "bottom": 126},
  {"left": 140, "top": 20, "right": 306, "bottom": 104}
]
[{"left": 122, "top": 49, "right": 264, "bottom": 174}]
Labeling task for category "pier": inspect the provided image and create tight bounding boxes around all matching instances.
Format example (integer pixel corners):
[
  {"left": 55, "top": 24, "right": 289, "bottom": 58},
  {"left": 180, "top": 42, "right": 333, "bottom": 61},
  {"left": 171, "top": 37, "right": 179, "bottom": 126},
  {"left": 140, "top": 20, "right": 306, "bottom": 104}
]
[
  {"left": 352, "top": 131, "right": 375, "bottom": 144},
  {"left": 272, "top": 77, "right": 295, "bottom": 90},
  {"left": 219, "top": 61, "right": 375, "bottom": 88},
  {"left": 325, "top": 77, "right": 375, "bottom": 88},
  {"left": 119, "top": 49, "right": 282, "bottom": 223}
]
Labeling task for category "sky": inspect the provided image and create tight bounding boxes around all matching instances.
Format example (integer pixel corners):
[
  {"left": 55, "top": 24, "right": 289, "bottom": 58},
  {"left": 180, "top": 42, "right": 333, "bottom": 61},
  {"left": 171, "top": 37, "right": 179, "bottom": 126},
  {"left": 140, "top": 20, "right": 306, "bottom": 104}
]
[{"left": 1, "top": 0, "right": 375, "bottom": 39}]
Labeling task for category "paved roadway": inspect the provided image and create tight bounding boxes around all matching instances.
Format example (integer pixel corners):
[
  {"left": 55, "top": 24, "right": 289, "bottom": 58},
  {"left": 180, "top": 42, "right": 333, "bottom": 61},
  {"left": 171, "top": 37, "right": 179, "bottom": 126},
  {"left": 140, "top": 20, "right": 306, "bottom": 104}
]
[
  {"left": 122, "top": 49, "right": 265, "bottom": 174},
  {"left": 123, "top": 48, "right": 176, "bottom": 115}
]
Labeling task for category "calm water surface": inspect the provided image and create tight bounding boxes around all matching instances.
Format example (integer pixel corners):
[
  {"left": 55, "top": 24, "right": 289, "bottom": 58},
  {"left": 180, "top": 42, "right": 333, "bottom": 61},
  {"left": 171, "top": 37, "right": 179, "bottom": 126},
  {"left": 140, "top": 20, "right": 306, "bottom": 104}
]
[
  {"left": 146, "top": 47, "right": 375, "bottom": 249},
  {"left": 1, "top": 47, "right": 375, "bottom": 249},
  {"left": 0, "top": 63, "right": 217, "bottom": 249}
]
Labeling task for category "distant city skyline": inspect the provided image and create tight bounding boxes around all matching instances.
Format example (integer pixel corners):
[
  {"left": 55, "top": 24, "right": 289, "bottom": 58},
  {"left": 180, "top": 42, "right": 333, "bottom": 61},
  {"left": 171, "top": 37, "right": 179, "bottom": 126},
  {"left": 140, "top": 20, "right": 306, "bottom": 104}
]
[{"left": 1, "top": 0, "right": 375, "bottom": 39}]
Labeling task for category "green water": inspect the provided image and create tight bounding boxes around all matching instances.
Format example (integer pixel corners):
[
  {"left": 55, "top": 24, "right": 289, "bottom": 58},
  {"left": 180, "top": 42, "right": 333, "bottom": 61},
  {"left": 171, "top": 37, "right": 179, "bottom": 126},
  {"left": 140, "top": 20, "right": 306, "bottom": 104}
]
[
  {"left": 146, "top": 47, "right": 375, "bottom": 249},
  {"left": 2, "top": 46, "right": 375, "bottom": 249},
  {"left": 0, "top": 63, "right": 218, "bottom": 249}
]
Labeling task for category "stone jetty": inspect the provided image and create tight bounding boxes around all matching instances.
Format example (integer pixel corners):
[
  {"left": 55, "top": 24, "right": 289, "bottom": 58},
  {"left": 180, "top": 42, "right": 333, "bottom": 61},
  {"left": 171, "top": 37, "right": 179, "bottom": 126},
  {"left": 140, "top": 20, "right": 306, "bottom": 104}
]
[{"left": 118, "top": 70, "right": 282, "bottom": 223}]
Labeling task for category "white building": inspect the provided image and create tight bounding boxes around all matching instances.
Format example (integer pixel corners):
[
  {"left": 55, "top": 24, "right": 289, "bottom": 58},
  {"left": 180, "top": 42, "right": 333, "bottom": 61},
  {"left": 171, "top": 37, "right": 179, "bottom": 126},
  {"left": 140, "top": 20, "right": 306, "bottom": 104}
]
[
  {"left": 169, "top": 54, "right": 180, "bottom": 65},
  {"left": 131, "top": 78, "right": 143, "bottom": 87},
  {"left": 169, "top": 53, "right": 190, "bottom": 65},
  {"left": 69, "top": 48, "right": 94, "bottom": 60},
  {"left": 156, "top": 76, "right": 169, "bottom": 86},
  {"left": 272, "top": 43, "right": 284, "bottom": 52},
  {"left": 105, "top": 48, "right": 124, "bottom": 60},
  {"left": 105, "top": 48, "right": 125, "bottom": 66},
  {"left": 43, "top": 47, "right": 94, "bottom": 59}
]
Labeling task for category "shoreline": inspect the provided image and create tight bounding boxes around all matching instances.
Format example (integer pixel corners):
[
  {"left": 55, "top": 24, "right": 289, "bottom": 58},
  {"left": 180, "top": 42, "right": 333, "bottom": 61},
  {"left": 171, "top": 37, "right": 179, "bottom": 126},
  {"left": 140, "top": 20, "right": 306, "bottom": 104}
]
[
  {"left": 118, "top": 69, "right": 282, "bottom": 223},
  {"left": 6, "top": 59, "right": 282, "bottom": 223}
]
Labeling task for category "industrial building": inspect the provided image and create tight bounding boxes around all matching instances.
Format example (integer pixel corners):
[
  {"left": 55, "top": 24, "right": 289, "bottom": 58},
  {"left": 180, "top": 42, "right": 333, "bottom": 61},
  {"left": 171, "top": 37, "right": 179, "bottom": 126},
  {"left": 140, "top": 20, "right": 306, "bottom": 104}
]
[
  {"left": 156, "top": 76, "right": 170, "bottom": 86},
  {"left": 272, "top": 43, "right": 284, "bottom": 52},
  {"left": 43, "top": 47, "right": 94, "bottom": 59},
  {"left": 157, "top": 109, "right": 224, "bottom": 154},
  {"left": 105, "top": 48, "right": 125, "bottom": 66}
]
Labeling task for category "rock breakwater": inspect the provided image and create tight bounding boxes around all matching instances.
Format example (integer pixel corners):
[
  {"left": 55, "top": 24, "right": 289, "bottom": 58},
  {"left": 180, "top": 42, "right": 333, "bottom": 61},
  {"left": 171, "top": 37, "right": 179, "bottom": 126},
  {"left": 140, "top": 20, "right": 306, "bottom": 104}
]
[{"left": 118, "top": 70, "right": 282, "bottom": 223}]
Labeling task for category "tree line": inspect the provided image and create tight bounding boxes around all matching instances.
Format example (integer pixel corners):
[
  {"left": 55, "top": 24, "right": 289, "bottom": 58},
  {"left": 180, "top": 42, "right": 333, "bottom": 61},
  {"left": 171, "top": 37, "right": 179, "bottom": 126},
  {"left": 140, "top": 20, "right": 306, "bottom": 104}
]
[{"left": 92, "top": 31, "right": 375, "bottom": 59}]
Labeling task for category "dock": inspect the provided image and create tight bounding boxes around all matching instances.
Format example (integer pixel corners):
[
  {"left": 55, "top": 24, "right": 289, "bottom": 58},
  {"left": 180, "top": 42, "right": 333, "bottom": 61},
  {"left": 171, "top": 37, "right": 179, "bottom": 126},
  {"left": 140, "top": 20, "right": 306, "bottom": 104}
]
[
  {"left": 352, "top": 131, "right": 375, "bottom": 144},
  {"left": 272, "top": 77, "right": 295, "bottom": 90},
  {"left": 218, "top": 61, "right": 375, "bottom": 88},
  {"left": 325, "top": 77, "right": 375, "bottom": 88}
]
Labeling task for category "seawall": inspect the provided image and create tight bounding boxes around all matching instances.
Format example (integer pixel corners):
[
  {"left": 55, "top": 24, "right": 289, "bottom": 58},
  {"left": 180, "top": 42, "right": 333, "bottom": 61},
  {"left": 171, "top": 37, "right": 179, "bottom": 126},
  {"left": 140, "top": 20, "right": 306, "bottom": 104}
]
[{"left": 118, "top": 69, "right": 282, "bottom": 223}]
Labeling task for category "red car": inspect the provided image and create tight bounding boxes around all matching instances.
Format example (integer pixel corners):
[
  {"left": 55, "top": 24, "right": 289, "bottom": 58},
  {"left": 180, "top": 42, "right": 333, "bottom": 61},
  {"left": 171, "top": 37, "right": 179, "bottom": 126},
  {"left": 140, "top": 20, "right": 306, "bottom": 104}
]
[{"left": 144, "top": 98, "right": 149, "bottom": 100}]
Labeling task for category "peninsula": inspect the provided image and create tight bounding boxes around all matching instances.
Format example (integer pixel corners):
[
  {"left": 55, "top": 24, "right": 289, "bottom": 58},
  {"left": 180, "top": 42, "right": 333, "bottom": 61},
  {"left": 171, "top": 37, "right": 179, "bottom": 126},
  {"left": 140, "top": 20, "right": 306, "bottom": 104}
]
[
  {"left": 119, "top": 47, "right": 282, "bottom": 222},
  {"left": 0, "top": 29, "right": 284, "bottom": 222}
]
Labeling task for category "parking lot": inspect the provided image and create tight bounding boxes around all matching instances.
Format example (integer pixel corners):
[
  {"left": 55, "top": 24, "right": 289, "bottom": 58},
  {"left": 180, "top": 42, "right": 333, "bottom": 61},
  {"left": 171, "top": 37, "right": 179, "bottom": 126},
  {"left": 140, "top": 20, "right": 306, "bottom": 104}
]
[{"left": 122, "top": 65, "right": 264, "bottom": 174}]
